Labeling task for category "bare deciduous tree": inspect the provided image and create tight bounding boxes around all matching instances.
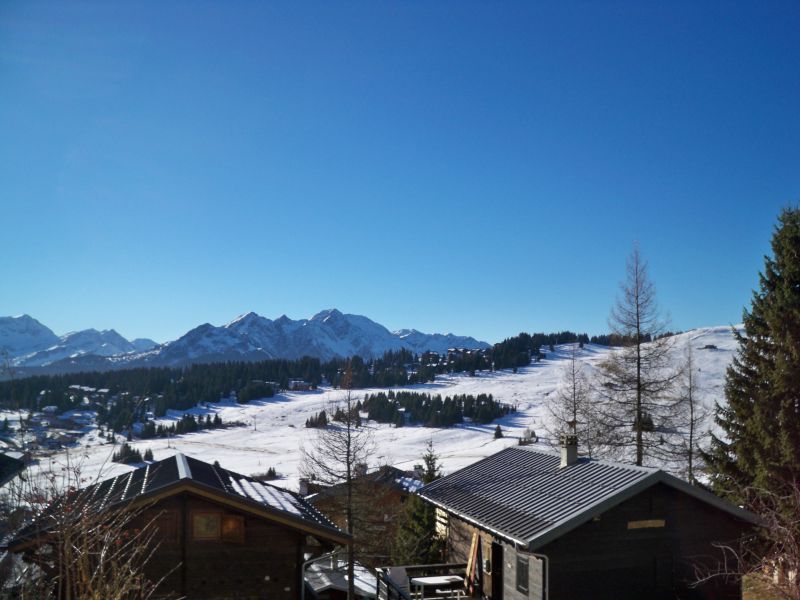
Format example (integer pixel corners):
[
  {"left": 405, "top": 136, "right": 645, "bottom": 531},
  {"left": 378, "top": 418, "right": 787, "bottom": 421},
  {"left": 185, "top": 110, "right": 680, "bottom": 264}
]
[
  {"left": 544, "top": 344, "right": 599, "bottom": 456},
  {"left": 594, "top": 245, "right": 680, "bottom": 466},
  {"left": 674, "top": 342, "right": 710, "bottom": 483},
  {"left": 300, "top": 386, "right": 375, "bottom": 600}
]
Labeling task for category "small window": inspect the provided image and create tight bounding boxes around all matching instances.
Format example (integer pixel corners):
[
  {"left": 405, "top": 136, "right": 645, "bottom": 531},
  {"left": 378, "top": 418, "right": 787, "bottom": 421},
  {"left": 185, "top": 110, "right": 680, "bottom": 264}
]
[
  {"left": 516, "top": 555, "right": 529, "bottom": 594},
  {"left": 192, "top": 512, "right": 221, "bottom": 540},
  {"left": 222, "top": 515, "right": 245, "bottom": 543}
]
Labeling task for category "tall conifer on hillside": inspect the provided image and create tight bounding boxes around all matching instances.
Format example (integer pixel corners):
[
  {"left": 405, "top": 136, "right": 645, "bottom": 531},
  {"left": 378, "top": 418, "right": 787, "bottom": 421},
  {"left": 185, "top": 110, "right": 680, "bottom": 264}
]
[
  {"left": 705, "top": 208, "right": 800, "bottom": 510},
  {"left": 594, "top": 245, "right": 679, "bottom": 466}
]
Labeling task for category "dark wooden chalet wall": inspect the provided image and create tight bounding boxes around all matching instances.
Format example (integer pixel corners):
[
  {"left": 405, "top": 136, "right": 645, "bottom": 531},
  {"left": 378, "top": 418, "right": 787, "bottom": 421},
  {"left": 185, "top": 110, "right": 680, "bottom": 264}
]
[
  {"left": 441, "top": 482, "right": 749, "bottom": 600},
  {"left": 136, "top": 493, "right": 307, "bottom": 600},
  {"left": 538, "top": 482, "right": 748, "bottom": 600}
]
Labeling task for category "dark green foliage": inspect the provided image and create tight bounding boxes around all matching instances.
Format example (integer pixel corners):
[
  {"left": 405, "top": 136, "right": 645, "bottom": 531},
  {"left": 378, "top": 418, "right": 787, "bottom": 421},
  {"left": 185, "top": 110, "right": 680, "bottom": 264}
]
[
  {"left": 112, "top": 442, "right": 142, "bottom": 464},
  {"left": 305, "top": 410, "right": 328, "bottom": 428},
  {"left": 237, "top": 381, "right": 275, "bottom": 404},
  {"left": 143, "top": 448, "right": 154, "bottom": 462},
  {"left": 705, "top": 208, "right": 800, "bottom": 516},
  {"left": 1, "top": 417, "right": 8, "bottom": 432},
  {"left": 393, "top": 442, "right": 444, "bottom": 565},
  {"left": 363, "top": 391, "right": 512, "bottom": 428},
  {"left": 494, "top": 424, "right": 503, "bottom": 439}
]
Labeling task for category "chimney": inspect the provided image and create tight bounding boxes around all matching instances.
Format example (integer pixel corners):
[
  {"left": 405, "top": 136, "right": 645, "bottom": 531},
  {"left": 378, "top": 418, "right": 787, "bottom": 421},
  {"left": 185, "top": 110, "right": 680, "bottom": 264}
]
[
  {"left": 560, "top": 420, "right": 578, "bottom": 468},
  {"left": 355, "top": 462, "right": 368, "bottom": 477},
  {"left": 413, "top": 464, "right": 424, "bottom": 479},
  {"left": 298, "top": 477, "right": 309, "bottom": 496}
]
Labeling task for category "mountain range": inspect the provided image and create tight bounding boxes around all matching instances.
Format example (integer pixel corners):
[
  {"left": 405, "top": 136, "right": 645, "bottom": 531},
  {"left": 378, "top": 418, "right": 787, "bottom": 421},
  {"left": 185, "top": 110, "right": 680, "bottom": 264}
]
[{"left": 0, "top": 310, "right": 489, "bottom": 372}]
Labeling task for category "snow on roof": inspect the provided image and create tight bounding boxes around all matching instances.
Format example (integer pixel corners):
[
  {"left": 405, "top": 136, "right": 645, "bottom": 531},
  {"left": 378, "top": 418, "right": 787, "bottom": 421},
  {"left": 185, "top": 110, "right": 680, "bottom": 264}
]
[{"left": 306, "top": 559, "right": 376, "bottom": 598}]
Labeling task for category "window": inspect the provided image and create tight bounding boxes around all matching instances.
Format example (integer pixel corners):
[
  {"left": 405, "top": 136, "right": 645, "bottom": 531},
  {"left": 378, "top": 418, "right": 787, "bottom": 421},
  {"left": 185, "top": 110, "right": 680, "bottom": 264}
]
[
  {"left": 222, "top": 515, "right": 245, "bottom": 543},
  {"left": 516, "top": 555, "right": 529, "bottom": 594},
  {"left": 192, "top": 512, "right": 221, "bottom": 540}
]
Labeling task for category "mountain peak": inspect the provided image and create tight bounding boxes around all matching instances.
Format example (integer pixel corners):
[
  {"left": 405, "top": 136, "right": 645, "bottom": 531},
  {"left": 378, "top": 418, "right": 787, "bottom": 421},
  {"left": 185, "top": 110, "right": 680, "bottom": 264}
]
[
  {"left": 310, "top": 308, "right": 343, "bottom": 322},
  {"left": 226, "top": 311, "right": 263, "bottom": 327}
]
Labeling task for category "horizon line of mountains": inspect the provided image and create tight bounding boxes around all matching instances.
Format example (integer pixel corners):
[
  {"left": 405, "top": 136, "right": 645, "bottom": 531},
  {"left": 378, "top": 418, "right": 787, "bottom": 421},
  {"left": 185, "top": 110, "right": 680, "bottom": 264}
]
[{"left": 0, "top": 309, "right": 490, "bottom": 374}]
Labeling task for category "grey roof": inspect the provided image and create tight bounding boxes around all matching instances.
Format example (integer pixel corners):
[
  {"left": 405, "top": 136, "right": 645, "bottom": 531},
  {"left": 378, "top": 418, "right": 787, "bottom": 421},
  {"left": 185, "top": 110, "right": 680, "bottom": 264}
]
[
  {"left": 0, "top": 453, "right": 25, "bottom": 488},
  {"left": 7, "top": 453, "right": 346, "bottom": 548},
  {"left": 418, "top": 446, "right": 759, "bottom": 550}
]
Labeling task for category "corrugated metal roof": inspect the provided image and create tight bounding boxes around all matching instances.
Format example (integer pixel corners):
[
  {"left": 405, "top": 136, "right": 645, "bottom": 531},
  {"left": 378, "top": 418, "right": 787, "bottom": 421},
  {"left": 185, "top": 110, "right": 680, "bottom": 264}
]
[{"left": 418, "top": 446, "right": 756, "bottom": 550}]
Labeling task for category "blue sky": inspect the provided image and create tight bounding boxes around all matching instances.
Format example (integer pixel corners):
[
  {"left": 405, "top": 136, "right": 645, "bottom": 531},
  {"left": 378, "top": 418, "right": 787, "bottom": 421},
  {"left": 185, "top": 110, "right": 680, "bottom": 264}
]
[{"left": 1, "top": 1, "right": 798, "bottom": 344}]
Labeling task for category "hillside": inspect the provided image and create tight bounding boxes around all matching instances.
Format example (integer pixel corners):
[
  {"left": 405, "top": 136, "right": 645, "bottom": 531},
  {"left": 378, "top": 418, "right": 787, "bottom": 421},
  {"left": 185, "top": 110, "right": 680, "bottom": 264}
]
[{"left": 19, "top": 325, "right": 740, "bottom": 493}]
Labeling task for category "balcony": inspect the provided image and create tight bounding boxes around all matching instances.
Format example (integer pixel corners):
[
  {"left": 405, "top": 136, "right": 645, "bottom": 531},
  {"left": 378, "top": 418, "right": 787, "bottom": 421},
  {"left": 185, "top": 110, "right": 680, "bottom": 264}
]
[{"left": 376, "top": 563, "right": 469, "bottom": 600}]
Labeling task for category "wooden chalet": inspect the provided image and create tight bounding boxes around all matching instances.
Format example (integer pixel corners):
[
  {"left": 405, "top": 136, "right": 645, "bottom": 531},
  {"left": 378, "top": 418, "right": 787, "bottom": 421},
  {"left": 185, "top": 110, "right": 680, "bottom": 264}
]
[
  {"left": 4, "top": 453, "right": 350, "bottom": 600},
  {"left": 307, "top": 465, "right": 423, "bottom": 567},
  {"left": 414, "top": 441, "right": 759, "bottom": 600}
]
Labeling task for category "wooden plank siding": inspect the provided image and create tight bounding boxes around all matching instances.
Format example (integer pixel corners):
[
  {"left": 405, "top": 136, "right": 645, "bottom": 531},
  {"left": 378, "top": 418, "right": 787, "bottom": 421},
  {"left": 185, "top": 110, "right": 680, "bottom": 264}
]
[
  {"left": 135, "top": 492, "right": 313, "bottom": 600},
  {"left": 439, "top": 482, "right": 749, "bottom": 600},
  {"left": 537, "top": 483, "right": 747, "bottom": 600}
]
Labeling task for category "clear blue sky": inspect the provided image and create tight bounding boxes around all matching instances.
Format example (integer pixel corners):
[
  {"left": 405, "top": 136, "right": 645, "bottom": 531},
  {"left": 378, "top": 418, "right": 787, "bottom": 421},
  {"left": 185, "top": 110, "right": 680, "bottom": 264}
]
[{"left": 1, "top": 1, "right": 798, "bottom": 344}]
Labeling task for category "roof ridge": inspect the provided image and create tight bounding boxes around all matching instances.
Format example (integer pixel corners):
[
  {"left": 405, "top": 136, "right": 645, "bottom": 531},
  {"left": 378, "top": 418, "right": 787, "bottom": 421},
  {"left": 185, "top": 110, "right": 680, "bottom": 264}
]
[{"left": 175, "top": 453, "right": 192, "bottom": 480}]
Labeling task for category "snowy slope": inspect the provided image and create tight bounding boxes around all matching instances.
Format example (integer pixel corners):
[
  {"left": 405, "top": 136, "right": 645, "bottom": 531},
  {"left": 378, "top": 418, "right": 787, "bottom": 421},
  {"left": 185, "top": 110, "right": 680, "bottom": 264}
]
[{"left": 35, "top": 325, "right": 741, "bottom": 495}]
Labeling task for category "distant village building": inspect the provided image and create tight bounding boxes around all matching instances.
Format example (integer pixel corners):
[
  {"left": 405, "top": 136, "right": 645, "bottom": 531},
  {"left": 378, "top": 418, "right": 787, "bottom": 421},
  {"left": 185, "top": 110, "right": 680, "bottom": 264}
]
[{"left": 288, "top": 380, "right": 313, "bottom": 391}]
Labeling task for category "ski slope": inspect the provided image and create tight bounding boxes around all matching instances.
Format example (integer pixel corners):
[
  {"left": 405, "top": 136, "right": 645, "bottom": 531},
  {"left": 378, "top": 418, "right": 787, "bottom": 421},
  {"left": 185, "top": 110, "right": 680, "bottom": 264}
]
[{"left": 31, "top": 326, "right": 741, "bottom": 493}]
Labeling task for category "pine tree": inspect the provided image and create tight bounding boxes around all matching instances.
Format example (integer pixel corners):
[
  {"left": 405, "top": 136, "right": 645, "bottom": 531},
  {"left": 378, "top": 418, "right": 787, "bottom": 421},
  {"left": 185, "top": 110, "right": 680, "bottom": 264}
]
[
  {"left": 705, "top": 208, "right": 800, "bottom": 513},
  {"left": 393, "top": 441, "right": 444, "bottom": 564},
  {"left": 494, "top": 425, "right": 503, "bottom": 439}
]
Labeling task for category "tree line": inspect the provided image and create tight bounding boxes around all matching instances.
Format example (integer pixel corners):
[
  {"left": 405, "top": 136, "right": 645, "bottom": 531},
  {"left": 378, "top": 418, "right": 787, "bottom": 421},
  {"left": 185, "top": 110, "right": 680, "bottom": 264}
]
[{"left": 363, "top": 391, "right": 512, "bottom": 427}]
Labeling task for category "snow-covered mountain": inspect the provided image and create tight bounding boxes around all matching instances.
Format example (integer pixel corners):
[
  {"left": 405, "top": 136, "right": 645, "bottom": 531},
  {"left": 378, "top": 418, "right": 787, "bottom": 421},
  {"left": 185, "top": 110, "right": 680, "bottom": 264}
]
[
  {"left": 0, "top": 315, "right": 59, "bottom": 357},
  {"left": 145, "top": 309, "right": 489, "bottom": 367},
  {"left": 0, "top": 316, "right": 157, "bottom": 368},
  {"left": 0, "top": 310, "right": 488, "bottom": 371}
]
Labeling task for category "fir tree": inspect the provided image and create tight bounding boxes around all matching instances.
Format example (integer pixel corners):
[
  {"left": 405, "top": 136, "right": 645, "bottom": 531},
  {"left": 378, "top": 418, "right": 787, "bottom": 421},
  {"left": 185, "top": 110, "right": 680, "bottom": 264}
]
[
  {"left": 393, "top": 441, "right": 444, "bottom": 564},
  {"left": 494, "top": 424, "right": 503, "bottom": 439},
  {"left": 705, "top": 208, "right": 800, "bottom": 515}
]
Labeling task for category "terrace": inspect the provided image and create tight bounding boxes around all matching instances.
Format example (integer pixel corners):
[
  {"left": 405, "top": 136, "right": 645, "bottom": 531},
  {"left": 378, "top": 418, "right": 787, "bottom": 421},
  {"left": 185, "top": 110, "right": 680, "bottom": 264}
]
[{"left": 376, "top": 563, "right": 468, "bottom": 600}]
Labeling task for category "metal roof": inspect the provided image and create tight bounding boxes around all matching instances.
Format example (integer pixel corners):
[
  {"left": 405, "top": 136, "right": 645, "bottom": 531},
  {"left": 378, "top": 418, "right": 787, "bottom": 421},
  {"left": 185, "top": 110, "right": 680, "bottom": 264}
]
[
  {"left": 0, "top": 453, "right": 25, "bottom": 488},
  {"left": 6, "top": 453, "right": 346, "bottom": 548},
  {"left": 418, "top": 446, "right": 758, "bottom": 550}
]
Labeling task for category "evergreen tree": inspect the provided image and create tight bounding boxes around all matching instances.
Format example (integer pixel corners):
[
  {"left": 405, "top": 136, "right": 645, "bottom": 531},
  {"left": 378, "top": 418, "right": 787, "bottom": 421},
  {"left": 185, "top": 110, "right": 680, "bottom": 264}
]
[
  {"left": 143, "top": 448, "right": 154, "bottom": 462},
  {"left": 393, "top": 441, "right": 444, "bottom": 564},
  {"left": 494, "top": 424, "right": 503, "bottom": 439},
  {"left": 705, "top": 208, "right": 800, "bottom": 514}
]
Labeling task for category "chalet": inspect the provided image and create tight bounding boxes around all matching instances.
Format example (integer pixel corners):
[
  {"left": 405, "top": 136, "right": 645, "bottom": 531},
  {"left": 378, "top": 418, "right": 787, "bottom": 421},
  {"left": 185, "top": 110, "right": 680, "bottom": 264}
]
[
  {"left": 307, "top": 465, "right": 423, "bottom": 567},
  {"left": 411, "top": 438, "right": 759, "bottom": 600},
  {"left": 4, "top": 453, "right": 350, "bottom": 600}
]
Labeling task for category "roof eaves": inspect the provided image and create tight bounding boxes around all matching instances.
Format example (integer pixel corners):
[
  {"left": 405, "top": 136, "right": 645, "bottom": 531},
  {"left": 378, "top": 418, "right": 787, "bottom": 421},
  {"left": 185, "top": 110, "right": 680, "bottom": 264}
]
[
  {"left": 417, "top": 492, "right": 527, "bottom": 547},
  {"left": 654, "top": 471, "right": 761, "bottom": 526}
]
